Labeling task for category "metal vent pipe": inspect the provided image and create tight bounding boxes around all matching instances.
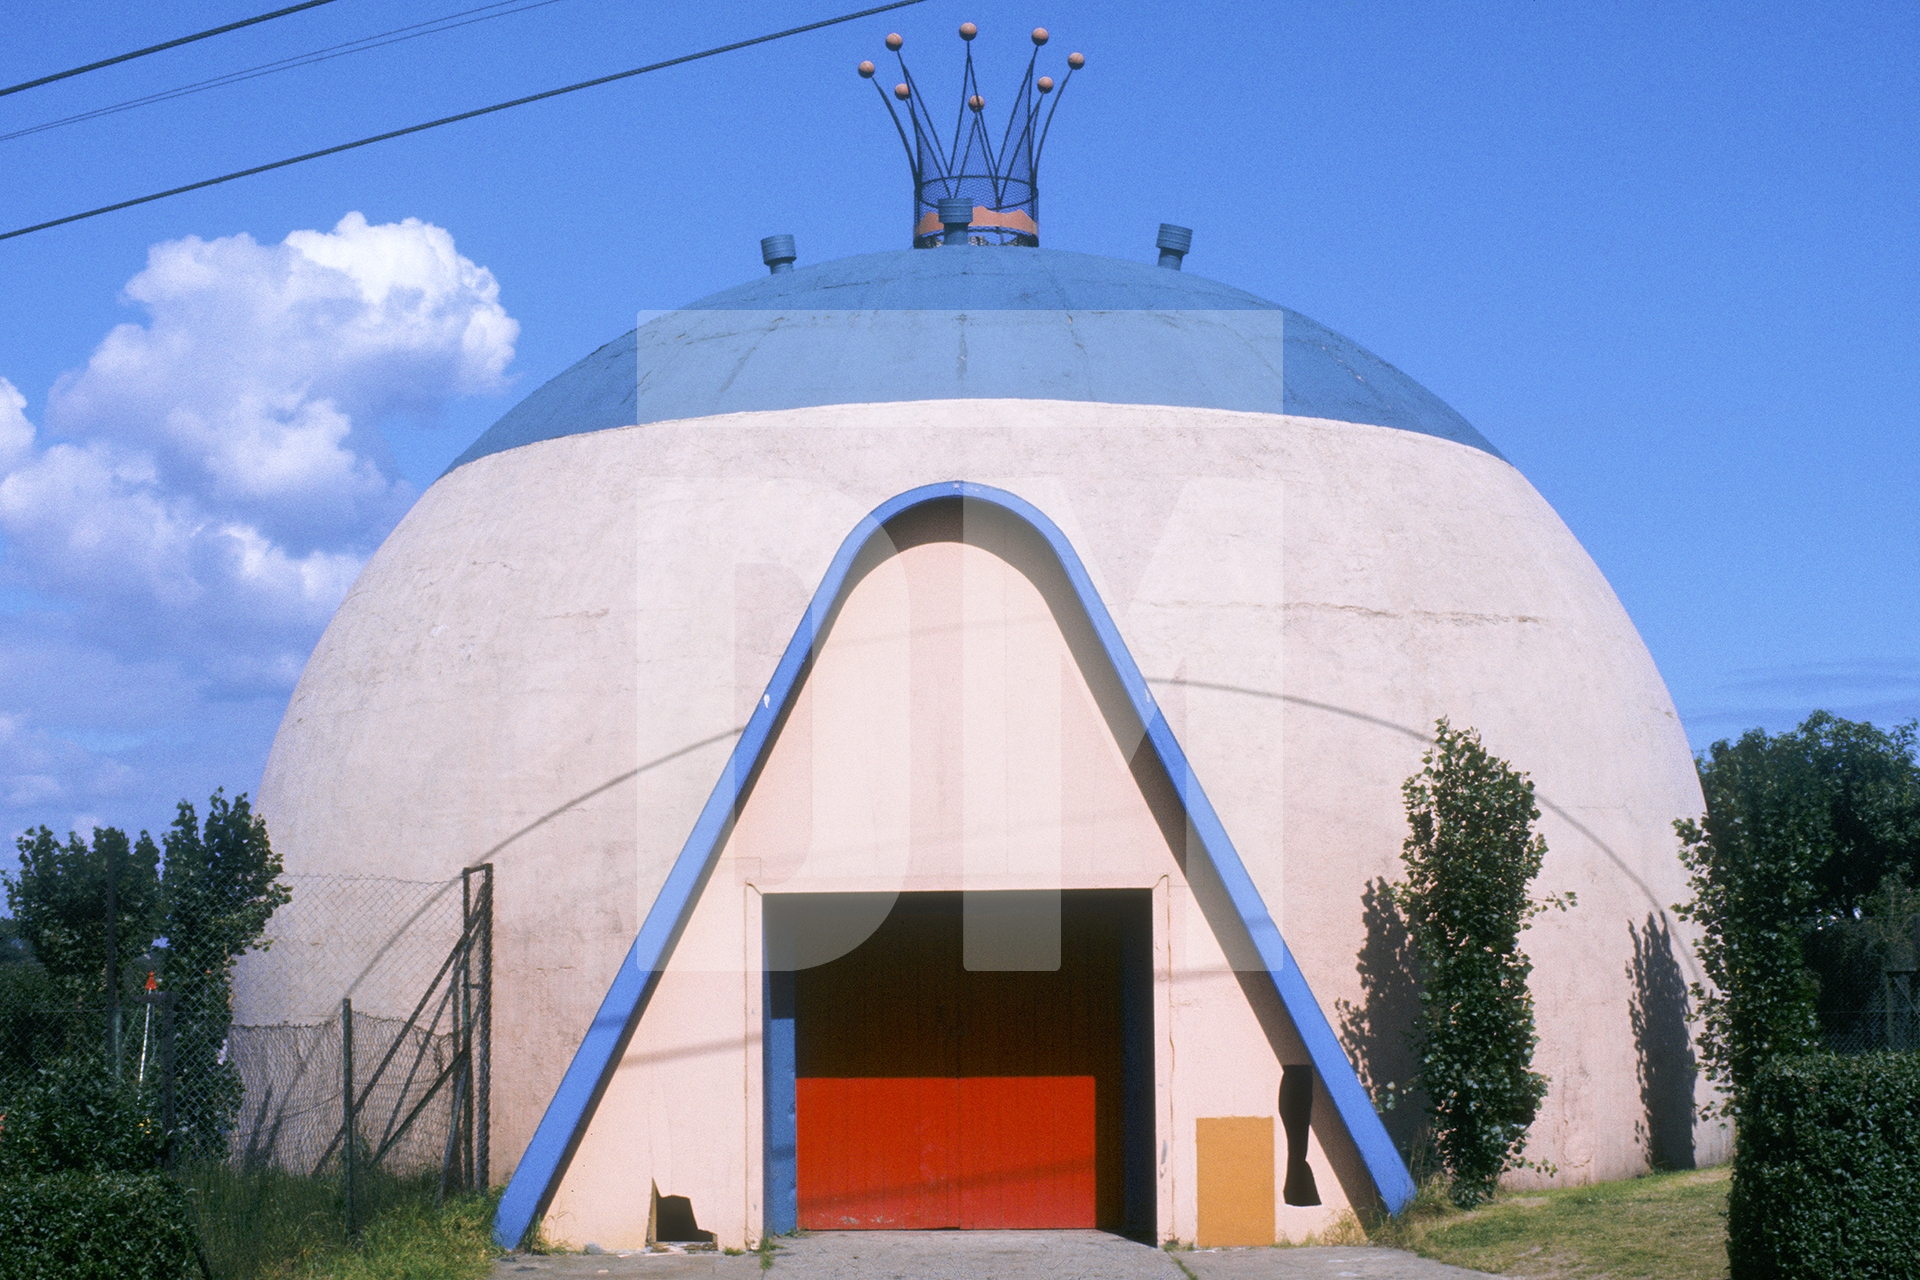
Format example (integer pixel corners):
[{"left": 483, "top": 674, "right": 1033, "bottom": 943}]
[
  {"left": 1156, "top": 223, "right": 1192, "bottom": 269},
  {"left": 760, "top": 234, "right": 797, "bottom": 273},
  {"left": 938, "top": 197, "right": 973, "bottom": 246}
]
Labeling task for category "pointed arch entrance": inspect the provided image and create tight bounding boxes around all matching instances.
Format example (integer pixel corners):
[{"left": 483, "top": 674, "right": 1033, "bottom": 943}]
[{"left": 493, "top": 482, "right": 1415, "bottom": 1250}]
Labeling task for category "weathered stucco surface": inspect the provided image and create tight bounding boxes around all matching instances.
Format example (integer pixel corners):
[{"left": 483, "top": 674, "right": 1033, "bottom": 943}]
[{"left": 246, "top": 397, "right": 1720, "bottom": 1239}]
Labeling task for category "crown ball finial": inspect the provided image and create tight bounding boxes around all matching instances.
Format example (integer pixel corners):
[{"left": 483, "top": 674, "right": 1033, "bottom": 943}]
[{"left": 861, "top": 23, "right": 1074, "bottom": 249}]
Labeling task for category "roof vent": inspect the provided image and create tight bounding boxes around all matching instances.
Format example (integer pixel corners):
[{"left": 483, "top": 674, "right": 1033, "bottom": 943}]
[
  {"left": 1156, "top": 224, "right": 1192, "bottom": 270},
  {"left": 937, "top": 197, "right": 973, "bottom": 246},
  {"left": 760, "top": 234, "right": 796, "bottom": 274},
  {"left": 859, "top": 23, "right": 1085, "bottom": 248}
]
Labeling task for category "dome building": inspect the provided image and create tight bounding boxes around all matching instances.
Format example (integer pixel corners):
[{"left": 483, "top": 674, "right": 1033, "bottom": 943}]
[{"left": 245, "top": 24, "right": 1719, "bottom": 1256}]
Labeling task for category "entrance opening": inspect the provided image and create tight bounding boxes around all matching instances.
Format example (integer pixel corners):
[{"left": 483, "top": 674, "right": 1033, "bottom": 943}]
[{"left": 766, "top": 890, "right": 1153, "bottom": 1235}]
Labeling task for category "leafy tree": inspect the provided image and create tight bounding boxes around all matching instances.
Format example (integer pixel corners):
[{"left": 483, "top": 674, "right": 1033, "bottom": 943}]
[
  {"left": 0, "top": 917, "right": 32, "bottom": 966},
  {"left": 1, "top": 827, "right": 160, "bottom": 1003},
  {"left": 1795, "top": 714, "right": 1920, "bottom": 910},
  {"left": 0, "top": 960, "right": 65, "bottom": 1087},
  {"left": 159, "top": 790, "right": 290, "bottom": 1154},
  {"left": 1674, "top": 712, "right": 1920, "bottom": 1114},
  {"left": 1396, "top": 719, "right": 1571, "bottom": 1206},
  {"left": 0, "top": 793, "right": 288, "bottom": 1159}
]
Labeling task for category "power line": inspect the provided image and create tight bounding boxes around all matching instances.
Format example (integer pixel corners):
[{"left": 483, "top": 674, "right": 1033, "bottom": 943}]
[
  {"left": 3, "top": 0, "right": 568, "bottom": 145},
  {"left": 0, "top": 0, "right": 345, "bottom": 99},
  {"left": 0, "top": 0, "right": 928, "bottom": 244}
]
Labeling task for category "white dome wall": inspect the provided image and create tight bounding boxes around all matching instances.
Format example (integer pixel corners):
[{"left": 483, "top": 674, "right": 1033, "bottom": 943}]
[{"left": 246, "top": 397, "right": 1721, "bottom": 1188}]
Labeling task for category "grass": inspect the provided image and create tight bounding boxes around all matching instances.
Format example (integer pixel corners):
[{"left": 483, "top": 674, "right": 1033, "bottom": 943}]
[
  {"left": 293, "top": 1191, "right": 499, "bottom": 1280},
  {"left": 182, "top": 1162, "right": 500, "bottom": 1280},
  {"left": 1377, "top": 1166, "right": 1730, "bottom": 1280}
]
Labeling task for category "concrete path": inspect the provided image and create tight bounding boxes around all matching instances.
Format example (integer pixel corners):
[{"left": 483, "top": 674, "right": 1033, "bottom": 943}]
[
  {"left": 1179, "top": 1245, "right": 1495, "bottom": 1279},
  {"left": 492, "top": 1232, "right": 1495, "bottom": 1280}
]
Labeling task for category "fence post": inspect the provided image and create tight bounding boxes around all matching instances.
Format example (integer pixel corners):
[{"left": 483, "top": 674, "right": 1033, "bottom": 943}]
[
  {"left": 437, "top": 1065, "right": 466, "bottom": 1207},
  {"left": 341, "top": 997, "right": 355, "bottom": 1237},
  {"left": 475, "top": 863, "right": 492, "bottom": 1189},
  {"left": 460, "top": 868, "right": 474, "bottom": 1192},
  {"left": 159, "top": 992, "right": 176, "bottom": 1171},
  {"left": 1891, "top": 968, "right": 1917, "bottom": 1052}
]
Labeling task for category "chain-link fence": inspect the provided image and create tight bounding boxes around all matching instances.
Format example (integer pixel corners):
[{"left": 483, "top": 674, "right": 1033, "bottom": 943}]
[
  {"left": 1816, "top": 966, "right": 1919, "bottom": 1055},
  {"left": 0, "top": 864, "right": 492, "bottom": 1278},
  {"left": 1809, "top": 909, "right": 1920, "bottom": 1056},
  {"left": 228, "top": 867, "right": 491, "bottom": 1183}
]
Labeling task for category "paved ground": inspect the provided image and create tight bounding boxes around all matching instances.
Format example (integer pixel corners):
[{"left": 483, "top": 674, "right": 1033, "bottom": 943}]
[
  {"left": 1178, "top": 1246, "right": 1494, "bottom": 1279},
  {"left": 491, "top": 1232, "right": 1495, "bottom": 1279}
]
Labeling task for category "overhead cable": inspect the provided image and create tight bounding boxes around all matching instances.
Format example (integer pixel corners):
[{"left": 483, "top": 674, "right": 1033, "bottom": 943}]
[
  {"left": 0, "top": 0, "right": 345, "bottom": 99},
  {"left": 0, "top": 0, "right": 929, "bottom": 243},
  {"left": 3, "top": 0, "right": 569, "bottom": 145}
]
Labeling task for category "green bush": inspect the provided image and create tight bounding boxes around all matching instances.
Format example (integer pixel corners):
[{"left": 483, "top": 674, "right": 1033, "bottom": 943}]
[
  {"left": 1729, "top": 1052, "right": 1920, "bottom": 1279},
  {"left": 0, "top": 1056, "right": 164, "bottom": 1176},
  {"left": 0, "top": 1170, "right": 202, "bottom": 1279},
  {"left": 0, "top": 1057, "right": 201, "bottom": 1277}
]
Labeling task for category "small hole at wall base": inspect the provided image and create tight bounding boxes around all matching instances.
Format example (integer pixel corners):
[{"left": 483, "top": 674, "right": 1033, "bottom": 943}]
[{"left": 649, "top": 1182, "right": 716, "bottom": 1244}]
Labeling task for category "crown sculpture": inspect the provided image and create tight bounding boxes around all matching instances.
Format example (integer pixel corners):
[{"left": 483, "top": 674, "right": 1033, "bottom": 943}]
[{"left": 859, "top": 22, "right": 1084, "bottom": 247}]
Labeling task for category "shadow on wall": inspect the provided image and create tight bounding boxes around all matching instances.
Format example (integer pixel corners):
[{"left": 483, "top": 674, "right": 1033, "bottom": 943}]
[
  {"left": 1628, "top": 913, "right": 1696, "bottom": 1171},
  {"left": 1335, "top": 878, "right": 1431, "bottom": 1164}
]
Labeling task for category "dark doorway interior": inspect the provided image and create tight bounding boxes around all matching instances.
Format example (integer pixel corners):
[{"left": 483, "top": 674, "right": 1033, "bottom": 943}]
[{"left": 764, "top": 890, "right": 1153, "bottom": 1237}]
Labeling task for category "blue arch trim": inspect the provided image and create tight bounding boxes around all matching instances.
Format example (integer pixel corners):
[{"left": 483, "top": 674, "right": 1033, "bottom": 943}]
[{"left": 491, "top": 482, "right": 1416, "bottom": 1249}]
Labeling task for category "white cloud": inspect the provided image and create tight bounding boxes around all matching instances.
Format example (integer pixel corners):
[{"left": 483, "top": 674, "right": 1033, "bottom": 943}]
[
  {"left": 0, "top": 378, "right": 32, "bottom": 470},
  {"left": 0, "top": 212, "right": 516, "bottom": 654},
  {"left": 40, "top": 212, "right": 515, "bottom": 548},
  {"left": 0, "top": 213, "right": 517, "bottom": 842}
]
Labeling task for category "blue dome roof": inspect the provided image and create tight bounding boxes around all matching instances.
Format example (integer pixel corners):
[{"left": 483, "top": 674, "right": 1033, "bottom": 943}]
[{"left": 447, "top": 246, "right": 1498, "bottom": 473}]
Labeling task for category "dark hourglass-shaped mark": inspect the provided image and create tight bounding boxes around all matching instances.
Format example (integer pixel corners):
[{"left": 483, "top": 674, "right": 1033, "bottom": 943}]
[{"left": 1280, "top": 1064, "right": 1321, "bottom": 1207}]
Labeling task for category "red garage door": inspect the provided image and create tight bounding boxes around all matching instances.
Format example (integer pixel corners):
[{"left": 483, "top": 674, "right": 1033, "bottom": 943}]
[
  {"left": 793, "top": 893, "right": 1131, "bottom": 1230},
  {"left": 796, "top": 1075, "right": 1096, "bottom": 1229}
]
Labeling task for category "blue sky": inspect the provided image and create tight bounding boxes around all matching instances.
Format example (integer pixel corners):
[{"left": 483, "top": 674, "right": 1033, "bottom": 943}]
[{"left": 0, "top": 0, "right": 1914, "bottom": 854}]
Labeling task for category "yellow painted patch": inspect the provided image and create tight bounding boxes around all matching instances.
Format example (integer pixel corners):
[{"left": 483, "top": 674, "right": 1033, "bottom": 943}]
[{"left": 1196, "top": 1116, "right": 1275, "bottom": 1247}]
